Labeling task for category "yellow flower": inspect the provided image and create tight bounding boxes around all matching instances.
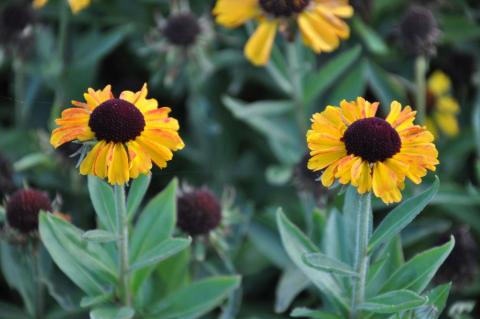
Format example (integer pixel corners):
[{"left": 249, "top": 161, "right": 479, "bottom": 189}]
[
  {"left": 213, "top": 0, "right": 353, "bottom": 66},
  {"left": 33, "top": 0, "right": 91, "bottom": 14},
  {"left": 307, "top": 97, "right": 439, "bottom": 204},
  {"left": 426, "top": 71, "right": 460, "bottom": 137},
  {"left": 50, "top": 84, "right": 185, "bottom": 185}
]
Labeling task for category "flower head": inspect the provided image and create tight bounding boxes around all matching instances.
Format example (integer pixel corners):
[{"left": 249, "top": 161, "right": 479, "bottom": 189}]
[
  {"left": 398, "top": 5, "right": 439, "bottom": 56},
  {"left": 177, "top": 188, "right": 222, "bottom": 236},
  {"left": 6, "top": 189, "right": 52, "bottom": 233},
  {"left": 213, "top": 0, "right": 353, "bottom": 66},
  {"left": 425, "top": 71, "right": 460, "bottom": 137},
  {"left": 307, "top": 97, "right": 439, "bottom": 204},
  {"left": 33, "top": 0, "right": 90, "bottom": 14},
  {"left": 163, "top": 13, "right": 202, "bottom": 47},
  {"left": 50, "top": 84, "right": 185, "bottom": 185}
]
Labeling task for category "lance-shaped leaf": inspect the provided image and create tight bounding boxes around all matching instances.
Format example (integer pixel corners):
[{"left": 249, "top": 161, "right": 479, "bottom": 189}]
[
  {"left": 82, "top": 230, "right": 117, "bottom": 243},
  {"left": 148, "top": 276, "right": 241, "bottom": 319},
  {"left": 302, "top": 252, "right": 358, "bottom": 277},
  {"left": 381, "top": 237, "right": 455, "bottom": 293},
  {"left": 359, "top": 290, "right": 427, "bottom": 313},
  {"left": 126, "top": 174, "right": 151, "bottom": 220},
  {"left": 129, "top": 237, "right": 191, "bottom": 271},
  {"left": 369, "top": 177, "right": 439, "bottom": 252}
]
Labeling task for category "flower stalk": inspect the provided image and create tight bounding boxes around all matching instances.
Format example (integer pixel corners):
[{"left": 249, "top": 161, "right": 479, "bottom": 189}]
[
  {"left": 286, "top": 41, "right": 308, "bottom": 135},
  {"left": 350, "top": 192, "right": 372, "bottom": 319},
  {"left": 114, "top": 184, "right": 131, "bottom": 307},
  {"left": 415, "top": 55, "right": 428, "bottom": 125}
]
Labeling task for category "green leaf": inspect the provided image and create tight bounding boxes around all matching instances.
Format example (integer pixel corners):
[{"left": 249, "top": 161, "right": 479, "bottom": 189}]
[
  {"left": 359, "top": 290, "right": 427, "bottom": 313},
  {"left": 0, "top": 244, "right": 35, "bottom": 315},
  {"left": 80, "top": 291, "right": 114, "bottom": 308},
  {"left": 327, "top": 59, "right": 368, "bottom": 105},
  {"left": 130, "top": 179, "right": 177, "bottom": 293},
  {"left": 39, "top": 213, "right": 116, "bottom": 295},
  {"left": 248, "top": 221, "right": 290, "bottom": 269},
  {"left": 0, "top": 302, "right": 29, "bottom": 319},
  {"left": 130, "top": 237, "right": 191, "bottom": 271},
  {"left": 413, "top": 283, "right": 452, "bottom": 318},
  {"left": 90, "top": 306, "right": 135, "bottom": 319},
  {"left": 304, "top": 46, "right": 362, "bottom": 105},
  {"left": 381, "top": 237, "right": 455, "bottom": 293},
  {"left": 130, "top": 178, "right": 177, "bottom": 261},
  {"left": 72, "top": 26, "right": 132, "bottom": 68},
  {"left": 366, "top": 59, "right": 406, "bottom": 107},
  {"left": 88, "top": 176, "right": 117, "bottom": 233},
  {"left": 291, "top": 307, "right": 342, "bottom": 319},
  {"left": 302, "top": 252, "right": 357, "bottom": 277},
  {"left": 276, "top": 209, "right": 348, "bottom": 312},
  {"left": 82, "top": 230, "right": 118, "bottom": 243},
  {"left": 149, "top": 276, "right": 241, "bottom": 319},
  {"left": 127, "top": 174, "right": 151, "bottom": 220},
  {"left": 275, "top": 268, "right": 309, "bottom": 313},
  {"left": 351, "top": 17, "right": 388, "bottom": 55},
  {"left": 369, "top": 177, "right": 439, "bottom": 252}
]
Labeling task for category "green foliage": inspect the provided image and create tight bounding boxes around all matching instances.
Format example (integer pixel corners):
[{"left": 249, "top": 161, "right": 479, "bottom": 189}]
[{"left": 277, "top": 180, "right": 455, "bottom": 318}]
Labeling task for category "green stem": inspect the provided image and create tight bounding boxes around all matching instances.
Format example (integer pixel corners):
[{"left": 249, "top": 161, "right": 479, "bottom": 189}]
[
  {"left": 114, "top": 185, "right": 131, "bottom": 307},
  {"left": 49, "top": 2, "right": 69, "bottom": 129},
  {"left": 415, "top": 55, "right": 428, "bottom": 125},
  {"left": 13, "top": 58, "right": 25, "bottom": 127},
  {"left": 350, "top": 192, "right": 372, "bottom": 319},
  {"left": 286, "top": 41, "right": 308, "bottom": 135}
]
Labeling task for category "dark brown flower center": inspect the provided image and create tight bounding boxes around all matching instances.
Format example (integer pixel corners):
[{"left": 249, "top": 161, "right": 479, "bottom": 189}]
[
  {"left": 163, "top": 13, "right": 201, "bottom": 47},
  {"left": 343, "top": 117, "right": 401, "bottom": 163},
  {"left": 259, "top": 0, "right": 310, "bottom": 17},
  {"left": 89, "top": 99, "right": 145, "bottom": 143},
  {"left": 6, "top": 189, "right": 52, "bottom": 233}
]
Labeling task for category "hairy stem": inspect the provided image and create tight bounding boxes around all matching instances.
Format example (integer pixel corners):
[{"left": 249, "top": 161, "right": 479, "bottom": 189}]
[
  {"left": 350, "top": 192, "right": 372, "bottom": 319},
  {"left": 286, "top": 41, "right": 308, "bottom": 135},
  {"left": 114, "top": 184, "right": 131, "bottom": 307},
  {"left": 49, "top": 2, "right": 69, "bottom": 129},
  {"left": 415, "top": 55, "right": 428, "bottom": 125}
]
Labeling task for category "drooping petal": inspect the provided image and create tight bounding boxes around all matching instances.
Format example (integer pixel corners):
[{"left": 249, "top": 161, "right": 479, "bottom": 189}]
[
  {"left": 428, "top": 71, "right": 451, "bottom": 96},
  {"left": 372, "top": 162, "right": 402, "bottom": 204},
  {"left": 68, "top": 0, "right": 91, "bottom": 13},
  {"left": 244, "top": 20, "right": 278, "bottom": 66},
  {"left": 298, "top": 11, "right": 339, "bottom": 53},
  {"left": 127, "top": 141, "right": 152, "bottom": 180},
  {"left": 351, "top": 158, "right": 372, "bottom": 194},
  {"left": 213, "top": 0, "right": 259, "bottom": 28},
  {"left": 136, "top": 136, "right": 173, "bottom": 169},
  {"left": 107, "top": 143, "right": 130, "bottom": 185},
  {"left": 80, "top": 141, "right": 106, "bottom": 176}
]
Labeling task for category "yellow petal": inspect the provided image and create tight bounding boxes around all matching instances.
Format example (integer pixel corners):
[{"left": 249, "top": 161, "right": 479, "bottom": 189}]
[
  {"left": 351, "top": 158, "right": 372, "bottom": 194},
  {"left": 434, "top": 112, "right": 459, "bottom": 137},
  {"left": 298, "top": 11, "right": 339, "bottom": 53},
  {"left": 136, "top": 136, "right": 173, "bottom": 169},
  {"left": 128, "top": 141, "right": 152, "bottom": 179},
  {"left": 372, "top": 162, "right": 402, "bottom": 204},
  {"left": 80, "top": 142, "right": 105, "bottom": 176},
  {"left": 437, "top": 96, "right": 460, "bottom": 113},
  {"left": 213, "top": 0, "right": 259, "bottom": 28},
  {"left": 107, "top": 143, "right": 130, "bottom": 185},
  {"left": 68, "top": 0, "right": 91, "bottom": 13},
  {"left": 428, "top": 71, "right": 451, "bottom": 96},
  {"left": 33, "top": 0, "right": 48, "bottom": 9},
  {"left": 244, "top": 20, "right": 278, "bottom": 66}
]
